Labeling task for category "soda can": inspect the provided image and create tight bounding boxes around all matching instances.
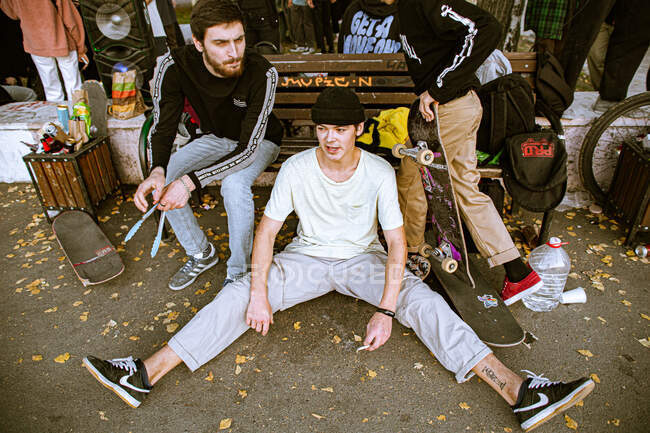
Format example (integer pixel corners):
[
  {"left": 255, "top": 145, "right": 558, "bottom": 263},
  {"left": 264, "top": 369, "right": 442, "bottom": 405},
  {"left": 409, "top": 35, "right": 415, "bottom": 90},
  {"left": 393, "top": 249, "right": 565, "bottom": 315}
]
[
  {"left": 57, "top": 104, "right": 70, "bottom": 133},
  {"left": 44, "top": 122, "right": 58, "bottom": 137}
]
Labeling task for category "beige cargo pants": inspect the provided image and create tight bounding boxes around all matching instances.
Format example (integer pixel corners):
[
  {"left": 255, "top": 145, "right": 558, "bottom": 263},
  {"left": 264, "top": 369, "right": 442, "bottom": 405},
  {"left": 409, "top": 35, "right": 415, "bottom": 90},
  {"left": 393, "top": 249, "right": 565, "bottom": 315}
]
[{"left": 396, "top": 90, "right": 520, "bottom": 267}]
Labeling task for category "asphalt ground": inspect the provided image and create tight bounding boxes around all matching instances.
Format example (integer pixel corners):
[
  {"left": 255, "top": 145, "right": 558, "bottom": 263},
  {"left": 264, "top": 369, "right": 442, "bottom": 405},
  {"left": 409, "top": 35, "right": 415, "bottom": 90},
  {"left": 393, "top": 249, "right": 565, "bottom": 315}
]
[{"left": 0, "top": 183, "right": 648, "bottom": 433}]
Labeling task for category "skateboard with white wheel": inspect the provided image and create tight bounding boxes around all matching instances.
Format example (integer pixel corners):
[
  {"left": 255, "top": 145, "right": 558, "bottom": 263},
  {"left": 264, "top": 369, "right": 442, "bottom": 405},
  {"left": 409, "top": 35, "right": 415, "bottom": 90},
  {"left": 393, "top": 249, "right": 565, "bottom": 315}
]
[{"left": 396, "top": 99, "right": 524, "bottom": 347}]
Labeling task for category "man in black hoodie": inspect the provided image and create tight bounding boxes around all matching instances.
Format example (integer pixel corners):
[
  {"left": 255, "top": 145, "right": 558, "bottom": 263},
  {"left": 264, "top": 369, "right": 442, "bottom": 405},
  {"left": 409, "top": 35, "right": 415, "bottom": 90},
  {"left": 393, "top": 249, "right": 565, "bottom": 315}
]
[
  {"left": 397, "top": 0, "right": 544, "bottom": 306},
  {"left": 135, "top": 0, "right": 283, "bottom": 291}
]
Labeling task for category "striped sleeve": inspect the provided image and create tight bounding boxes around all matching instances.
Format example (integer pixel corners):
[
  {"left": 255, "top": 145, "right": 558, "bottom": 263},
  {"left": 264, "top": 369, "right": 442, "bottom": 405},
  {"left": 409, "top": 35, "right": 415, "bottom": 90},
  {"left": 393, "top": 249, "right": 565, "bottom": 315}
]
[{"left": 149, "top": 53, "right": 185, "bottom": 171}]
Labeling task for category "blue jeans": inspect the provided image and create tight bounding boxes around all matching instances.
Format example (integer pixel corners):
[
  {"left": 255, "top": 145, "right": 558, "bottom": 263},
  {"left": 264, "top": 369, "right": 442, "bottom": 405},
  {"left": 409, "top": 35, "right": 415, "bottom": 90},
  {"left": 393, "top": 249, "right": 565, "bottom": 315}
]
[{"left": 165, "top": 134, "right": 280, "bottom": 278}]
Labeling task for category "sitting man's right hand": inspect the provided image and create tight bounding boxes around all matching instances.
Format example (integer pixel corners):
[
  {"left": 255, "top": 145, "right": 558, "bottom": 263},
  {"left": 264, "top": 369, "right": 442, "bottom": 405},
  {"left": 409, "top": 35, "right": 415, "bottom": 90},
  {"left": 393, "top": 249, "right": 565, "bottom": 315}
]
[
  {"left": 246, "top": 290, "right": 274, "bottom": 336},
  {"left": 134, "top": 167, "right": 165, "bottom": 212}
]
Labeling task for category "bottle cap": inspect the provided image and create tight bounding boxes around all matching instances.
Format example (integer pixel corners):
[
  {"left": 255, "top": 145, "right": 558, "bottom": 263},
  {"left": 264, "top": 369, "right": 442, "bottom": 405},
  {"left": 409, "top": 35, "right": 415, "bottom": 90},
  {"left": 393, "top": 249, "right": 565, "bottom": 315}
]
[{"left": 547, "top": 237, "right": 568, "bottom": 248}]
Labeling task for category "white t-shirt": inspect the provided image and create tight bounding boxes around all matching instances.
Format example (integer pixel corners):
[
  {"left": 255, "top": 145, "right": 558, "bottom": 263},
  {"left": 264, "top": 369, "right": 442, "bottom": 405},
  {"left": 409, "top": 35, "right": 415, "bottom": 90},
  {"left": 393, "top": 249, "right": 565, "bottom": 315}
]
[{"left": 264, "top": 148, "right": 404, "bottom": 259}]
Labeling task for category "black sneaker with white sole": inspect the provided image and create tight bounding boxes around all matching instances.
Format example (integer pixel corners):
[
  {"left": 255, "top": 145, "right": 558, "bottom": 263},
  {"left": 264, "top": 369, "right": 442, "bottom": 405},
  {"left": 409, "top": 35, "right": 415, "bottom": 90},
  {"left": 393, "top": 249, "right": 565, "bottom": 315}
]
[
  {"left": 82, "top": 356, "right": 151, "bottom": 408},
  {"left": 168, "top": 243, "right": 219, "bottom": 290},
  {"left": 513, "top": 370, "right": 595, "bottom": 432}
]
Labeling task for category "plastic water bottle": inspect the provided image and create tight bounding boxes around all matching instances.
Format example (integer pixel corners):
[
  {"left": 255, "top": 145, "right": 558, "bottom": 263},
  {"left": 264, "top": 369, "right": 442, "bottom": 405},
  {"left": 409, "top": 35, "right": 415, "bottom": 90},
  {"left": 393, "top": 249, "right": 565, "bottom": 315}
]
[{"left": 522, "top": 237, "right": 571, "bottom": 312}]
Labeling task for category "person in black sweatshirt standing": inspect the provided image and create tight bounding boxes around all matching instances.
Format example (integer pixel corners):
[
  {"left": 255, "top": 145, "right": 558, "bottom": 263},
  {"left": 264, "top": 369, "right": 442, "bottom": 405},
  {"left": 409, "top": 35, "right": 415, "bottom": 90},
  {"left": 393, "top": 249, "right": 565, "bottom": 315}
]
[
  {"left": 135, "top": 0, "right": 283, "bottom": 291},
  {"left": 396, "top": 0, "right": 544, "bottom": 306}
]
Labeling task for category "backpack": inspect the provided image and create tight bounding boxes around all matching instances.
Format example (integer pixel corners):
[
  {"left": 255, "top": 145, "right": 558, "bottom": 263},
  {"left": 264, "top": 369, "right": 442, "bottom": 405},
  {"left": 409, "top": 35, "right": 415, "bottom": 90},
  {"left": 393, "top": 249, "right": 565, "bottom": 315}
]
[
  {"left": 476, "top": 73, "right": 536, "bottom": 156},
  {"left": 535, "top": 51, "right": 574, "bottom": 118}
]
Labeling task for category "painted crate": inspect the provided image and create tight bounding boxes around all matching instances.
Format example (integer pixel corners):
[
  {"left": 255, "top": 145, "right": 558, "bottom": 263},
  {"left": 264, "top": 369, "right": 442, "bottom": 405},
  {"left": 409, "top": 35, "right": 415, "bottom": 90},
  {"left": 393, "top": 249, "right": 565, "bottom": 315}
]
[{"left": 23, "top": 136, "right": 120, "bottom": 221}]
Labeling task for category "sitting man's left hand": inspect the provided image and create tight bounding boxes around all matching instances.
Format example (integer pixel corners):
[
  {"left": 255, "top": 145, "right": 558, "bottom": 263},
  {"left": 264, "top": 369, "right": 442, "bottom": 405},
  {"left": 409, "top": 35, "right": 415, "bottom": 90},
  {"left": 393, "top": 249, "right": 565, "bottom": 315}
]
[
  {"left": 363, "top": 312, "right": 393, "bottom": 351},
  {"left": 157, "top": 178, "right": 191, "bottom": 211}
]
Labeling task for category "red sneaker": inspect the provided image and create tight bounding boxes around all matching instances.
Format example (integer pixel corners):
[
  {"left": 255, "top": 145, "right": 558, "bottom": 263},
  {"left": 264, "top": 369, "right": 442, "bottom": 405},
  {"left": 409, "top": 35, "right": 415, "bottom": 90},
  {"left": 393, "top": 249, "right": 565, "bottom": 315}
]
[{"left": 501, "top": 270, "right": 544, "bottom": 306}]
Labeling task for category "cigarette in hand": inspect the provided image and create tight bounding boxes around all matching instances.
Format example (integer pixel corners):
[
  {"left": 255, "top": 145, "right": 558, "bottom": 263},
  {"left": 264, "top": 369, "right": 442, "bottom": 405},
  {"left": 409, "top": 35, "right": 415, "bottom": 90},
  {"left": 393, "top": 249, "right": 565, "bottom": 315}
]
[{"left": 356, "top": 345, "right": 370, "bottom": 352}]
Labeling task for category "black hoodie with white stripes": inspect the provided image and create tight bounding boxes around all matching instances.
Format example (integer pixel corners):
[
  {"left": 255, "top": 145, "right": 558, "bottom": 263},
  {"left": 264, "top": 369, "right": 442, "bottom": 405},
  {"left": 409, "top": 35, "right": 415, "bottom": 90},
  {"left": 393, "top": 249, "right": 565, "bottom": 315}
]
[
  {"left": 397, "top": 0, "right": 501, "bottom": 104},
  {"left": 149, "top": 46, "right": 283, "bottom": 189}
]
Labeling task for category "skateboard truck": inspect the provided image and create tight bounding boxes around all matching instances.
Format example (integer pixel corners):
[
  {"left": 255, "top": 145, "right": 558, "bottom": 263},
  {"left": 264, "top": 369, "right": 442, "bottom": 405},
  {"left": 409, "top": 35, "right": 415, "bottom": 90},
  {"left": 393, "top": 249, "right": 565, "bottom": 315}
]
[
  {"left": 392, "top": 141, "right": 435, "bottom": 165},
  {"left": 419, "top": 242, "right": 458, "bottom": 273}
]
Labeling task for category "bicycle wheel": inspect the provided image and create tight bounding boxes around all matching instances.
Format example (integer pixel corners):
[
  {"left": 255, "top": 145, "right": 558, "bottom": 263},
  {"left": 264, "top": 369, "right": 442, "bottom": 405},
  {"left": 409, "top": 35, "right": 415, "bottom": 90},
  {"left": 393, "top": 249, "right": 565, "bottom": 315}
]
[{"left": 579, "top": 92, "right": 650, "bottom": 204}]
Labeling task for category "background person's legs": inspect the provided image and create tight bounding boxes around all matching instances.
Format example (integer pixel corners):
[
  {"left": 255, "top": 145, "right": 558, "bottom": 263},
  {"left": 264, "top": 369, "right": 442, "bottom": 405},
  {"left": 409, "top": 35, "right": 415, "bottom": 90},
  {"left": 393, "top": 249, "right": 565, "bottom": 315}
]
[
  {"left": 31, "top": 54, "right": 65, "bottom": 101},
  {"left": 55, "top": 51, "right": 83, "bottom": 102},
  {"left": 599, "top": 0, "right": 650, "bottom": 102},
  {"left": 220, "top": 139, "right": 280, "bottom": 278},
  {"left": 396, "top": 155, "right": 427, "bottom": 252}
]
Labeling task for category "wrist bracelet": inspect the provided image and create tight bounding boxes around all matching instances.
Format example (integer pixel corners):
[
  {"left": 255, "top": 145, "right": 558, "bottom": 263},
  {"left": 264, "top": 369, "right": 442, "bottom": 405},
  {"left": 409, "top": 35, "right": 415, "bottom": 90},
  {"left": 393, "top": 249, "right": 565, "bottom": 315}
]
[
  {"left": 179, "top": 176, "right": 192, "bottom": 197},
  {"left": 376, "top": 308, "right": 395, "bottom": 318}
]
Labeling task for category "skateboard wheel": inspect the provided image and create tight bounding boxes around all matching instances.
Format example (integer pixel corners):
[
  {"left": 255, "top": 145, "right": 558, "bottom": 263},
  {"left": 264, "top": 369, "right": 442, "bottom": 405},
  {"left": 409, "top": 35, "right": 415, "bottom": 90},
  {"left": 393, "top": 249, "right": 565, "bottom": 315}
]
[
  {"left": 418, "top": 243, "right": 432, "bottom": 257},
  {"left": 441, "top": 257, "right": 457, "bottom": 273},
  {"left": 392, "top": 142, "right": 407, "bottom": 159},
  {"left": 416, "top": 149, "right": 434, "bottom": 165}
]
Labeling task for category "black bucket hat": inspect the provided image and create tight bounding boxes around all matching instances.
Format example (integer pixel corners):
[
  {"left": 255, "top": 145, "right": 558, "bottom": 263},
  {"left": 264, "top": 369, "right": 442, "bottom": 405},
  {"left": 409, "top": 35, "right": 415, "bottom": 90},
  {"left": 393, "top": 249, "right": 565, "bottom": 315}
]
[
  {"left": 502, "top": 131, "right": 568, "bottom": 212},
  {"left": 311, "top": 87, "right": 365, "bottom": 125}
]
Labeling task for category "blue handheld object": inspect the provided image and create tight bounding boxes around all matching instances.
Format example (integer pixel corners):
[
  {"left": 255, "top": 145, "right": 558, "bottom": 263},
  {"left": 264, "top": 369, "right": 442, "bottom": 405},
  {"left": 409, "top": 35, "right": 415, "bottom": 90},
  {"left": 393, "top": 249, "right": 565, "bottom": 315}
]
[
  {"left": 124, "top": 204, "right": 157, "bottom": 243},
  {"left": 150, "top": 211, "right": 166, "bottom": 258}
]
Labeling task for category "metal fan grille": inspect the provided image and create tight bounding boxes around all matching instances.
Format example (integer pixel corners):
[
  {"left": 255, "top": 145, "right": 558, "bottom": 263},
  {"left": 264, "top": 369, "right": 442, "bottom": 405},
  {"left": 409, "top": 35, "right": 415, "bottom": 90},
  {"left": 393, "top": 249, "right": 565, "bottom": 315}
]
[{"left": 96, "top": 3, "right": 132, "bottom": 40}]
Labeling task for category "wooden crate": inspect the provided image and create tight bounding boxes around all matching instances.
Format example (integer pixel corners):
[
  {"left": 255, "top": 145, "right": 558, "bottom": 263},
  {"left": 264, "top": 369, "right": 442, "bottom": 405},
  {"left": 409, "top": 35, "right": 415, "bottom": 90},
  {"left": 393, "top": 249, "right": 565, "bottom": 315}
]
[
  {"left": 608, "top": 139, "right": 650, "bottom": 245},
  {"left": 23, "top": 136, "right": 120, "bottom": 221}
]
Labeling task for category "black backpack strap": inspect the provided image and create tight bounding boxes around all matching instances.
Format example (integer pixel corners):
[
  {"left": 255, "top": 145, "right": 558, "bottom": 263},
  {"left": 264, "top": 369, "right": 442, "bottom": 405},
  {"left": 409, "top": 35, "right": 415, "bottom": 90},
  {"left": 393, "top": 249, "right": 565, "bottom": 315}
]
[
  {"left": 490, "top": 91, "right": 508, "bottom": 155},
  {"left": 535, "top": 97, "right": 564, "bottom": 138}
]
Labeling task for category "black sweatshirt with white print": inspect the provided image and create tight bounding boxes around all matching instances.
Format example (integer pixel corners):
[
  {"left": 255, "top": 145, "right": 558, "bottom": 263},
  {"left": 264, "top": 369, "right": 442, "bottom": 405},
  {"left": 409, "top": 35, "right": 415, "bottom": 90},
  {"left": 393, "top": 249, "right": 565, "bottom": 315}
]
[
  {"left": 149, "top": 46, "right": 283, "bottom": 189},
  {"left": 397, "top": 0, "right": 501, "bottom": 104}
]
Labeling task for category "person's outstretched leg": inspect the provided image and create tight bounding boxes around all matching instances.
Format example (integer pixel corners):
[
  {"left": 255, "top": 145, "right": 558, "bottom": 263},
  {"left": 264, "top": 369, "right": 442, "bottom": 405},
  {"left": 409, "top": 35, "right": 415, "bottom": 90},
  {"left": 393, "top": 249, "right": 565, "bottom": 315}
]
[{"left": 82, "top": 252, "right": 333, "bottom": 408}]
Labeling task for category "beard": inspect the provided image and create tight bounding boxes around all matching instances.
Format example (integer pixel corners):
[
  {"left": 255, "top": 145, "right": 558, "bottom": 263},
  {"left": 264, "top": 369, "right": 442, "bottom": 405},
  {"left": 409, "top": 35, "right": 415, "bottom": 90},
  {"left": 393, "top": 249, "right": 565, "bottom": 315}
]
[{"left": 203, "top": 50, "right": 245, "bottom": 78}]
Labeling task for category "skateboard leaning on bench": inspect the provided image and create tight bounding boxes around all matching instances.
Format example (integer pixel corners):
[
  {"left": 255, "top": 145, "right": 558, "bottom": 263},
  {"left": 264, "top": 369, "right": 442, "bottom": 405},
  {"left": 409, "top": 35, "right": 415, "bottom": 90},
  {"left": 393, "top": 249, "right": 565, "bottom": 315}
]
[{"left": 393, "top": 100, "right": 524, "bottom": 347}]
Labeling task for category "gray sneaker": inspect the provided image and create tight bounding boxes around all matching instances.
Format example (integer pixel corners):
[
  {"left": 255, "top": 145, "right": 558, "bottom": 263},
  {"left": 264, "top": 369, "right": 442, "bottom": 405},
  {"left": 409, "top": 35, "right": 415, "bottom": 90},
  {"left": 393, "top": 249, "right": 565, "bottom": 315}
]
[{"left": 168, "top": 243, "right": 219, "bottom": 290}]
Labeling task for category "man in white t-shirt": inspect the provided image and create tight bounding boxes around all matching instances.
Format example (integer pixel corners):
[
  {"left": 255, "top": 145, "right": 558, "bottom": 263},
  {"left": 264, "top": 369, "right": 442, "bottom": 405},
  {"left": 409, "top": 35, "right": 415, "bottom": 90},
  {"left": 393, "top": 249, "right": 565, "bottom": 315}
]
[{"left": 82, "top": 88, "right": 593, "bottom": 431}]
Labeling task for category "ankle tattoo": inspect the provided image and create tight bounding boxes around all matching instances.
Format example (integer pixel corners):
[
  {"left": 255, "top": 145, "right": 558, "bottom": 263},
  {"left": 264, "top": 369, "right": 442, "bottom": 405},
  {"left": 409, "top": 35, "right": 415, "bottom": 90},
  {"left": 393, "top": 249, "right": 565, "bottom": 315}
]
[{"left": 482, "top": 366, "right": 506, "bottom": 391}]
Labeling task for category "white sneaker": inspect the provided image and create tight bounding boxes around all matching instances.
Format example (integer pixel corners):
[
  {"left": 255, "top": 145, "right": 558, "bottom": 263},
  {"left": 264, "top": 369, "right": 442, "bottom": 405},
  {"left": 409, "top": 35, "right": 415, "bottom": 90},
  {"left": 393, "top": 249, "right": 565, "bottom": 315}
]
[{"left": 289, "top": 46, "right": 306, "bottom": 53}]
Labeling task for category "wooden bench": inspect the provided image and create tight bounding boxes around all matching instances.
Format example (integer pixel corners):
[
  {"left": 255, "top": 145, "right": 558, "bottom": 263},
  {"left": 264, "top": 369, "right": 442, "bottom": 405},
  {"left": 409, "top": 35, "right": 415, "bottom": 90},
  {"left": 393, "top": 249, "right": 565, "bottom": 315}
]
[{"left": 262, "top": 52, "right": 537, "bottom": 176}]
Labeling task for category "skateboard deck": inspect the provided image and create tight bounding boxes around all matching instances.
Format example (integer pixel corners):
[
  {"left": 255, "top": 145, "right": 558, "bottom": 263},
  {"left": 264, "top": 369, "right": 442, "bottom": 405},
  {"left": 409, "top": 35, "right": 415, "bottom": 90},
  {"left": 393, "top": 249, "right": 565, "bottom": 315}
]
[
  {"left": 401, "top": 99, "right": 524, "bottom": 347},
  {"left": 406, "top": 100, "right": 474, "bottom": 287},
  {"left": 82, "top": 80, "right": 108, "bottom": 138},
  {"left": 52, "top": 210, "right": 123, "bottom": 286},
  {"left": 430, "top": 256, "right": 525, "bottom": 347}
]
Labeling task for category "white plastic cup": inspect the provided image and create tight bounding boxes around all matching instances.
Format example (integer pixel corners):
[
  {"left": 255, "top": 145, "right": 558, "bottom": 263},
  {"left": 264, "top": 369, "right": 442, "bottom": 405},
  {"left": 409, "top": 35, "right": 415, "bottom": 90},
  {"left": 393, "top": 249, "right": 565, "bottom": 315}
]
[{"left": 560, "top": 287, "right": 587, "bottom": 304}]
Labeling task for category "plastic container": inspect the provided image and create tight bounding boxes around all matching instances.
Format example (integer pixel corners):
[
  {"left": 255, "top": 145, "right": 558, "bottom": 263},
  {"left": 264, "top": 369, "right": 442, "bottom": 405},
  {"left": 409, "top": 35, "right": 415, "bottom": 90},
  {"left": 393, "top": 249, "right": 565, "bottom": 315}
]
[{"left": 522, "top": 237, "right": 571, "bottom": 312}]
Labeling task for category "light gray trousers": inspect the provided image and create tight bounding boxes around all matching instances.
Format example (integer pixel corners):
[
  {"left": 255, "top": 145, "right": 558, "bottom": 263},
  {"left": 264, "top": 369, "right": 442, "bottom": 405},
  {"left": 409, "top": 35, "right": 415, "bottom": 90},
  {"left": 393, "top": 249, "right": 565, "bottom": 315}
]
[{"left": 168, "top": 251, "right": 491, "bottom": 383}]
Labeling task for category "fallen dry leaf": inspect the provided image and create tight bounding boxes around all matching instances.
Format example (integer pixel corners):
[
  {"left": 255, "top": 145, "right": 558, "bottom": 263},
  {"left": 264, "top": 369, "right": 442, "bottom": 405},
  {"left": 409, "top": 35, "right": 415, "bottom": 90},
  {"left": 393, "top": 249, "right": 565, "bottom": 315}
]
[
  {"left": 641, "top": 313, "right": 650, "bottom": 321},
  {"left": 459, "top": 402, "right": 470, "bottom": 410},
  {"left": 293, "top": 321, "right": 301, "bottom": 330},
  {"left": 54, "top": 353, "right": 70, "bottom": 363},
  {"left": 166, "top": 323, "right": 179, "bottom": 333},
  {"left": 565, "top": 414, "right": 578, "bottom": 430},
  {"left": 621, "top": 300, "right": 632, "bottom": 307},
  {"left": 238, "top": 389, "right": 247, "bottom": 398},
  {"left": 332, "top": 335, "right": 341, "bottom": 344},
  {"left": 219, "top": 418, "right": 232, "bottom": 429},
  {"left": 235, "top": 354, "right": 247, "bottom": 364},
  {"left": 436, "top": 415, "right": 446, "bottom": 421},
  {"left": 608, "top": 418, "right": 620, "bottom": 426},
  {"left": 367, "top": 370, "right": 377, "bottom": 378},
  {"left": 32, "top": 355, "right": 43, "bottom": 361},
  {"left": 638, "top": 338, "right": 650, "bottom": 348},
  {"left": 80, "top": 312, "right": 89, "bottom": 322},
  {"left": 205, "top": 371, "right": 214, "bottom": 381},
  {"left": 354, "top": 334, "right": 362, "bottom": 342},
  {"left": 129, "top": 336, "right": 140, "bottom": 341},
  {"left": 311, "top": 413, "right": 324, "bottom": 420},
  {"left": 320, "top": 387, "right": 333, "bottom": 393},
  {"left": 590, "top": 373, "right": 601, "bottom": 383},
  {"left": 44, "top": 306, "right": 58, "bottom": 313},
  {"left": 235, "top": 365, "right": 242, "bottom": 375},
  {"left": 577, "top": 349, "right": 594, "bottom": 357}
]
